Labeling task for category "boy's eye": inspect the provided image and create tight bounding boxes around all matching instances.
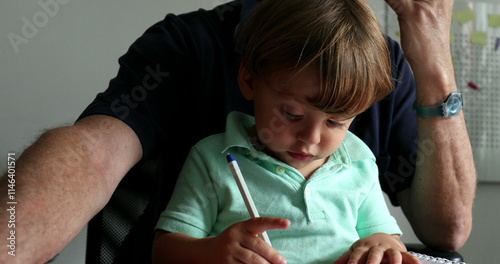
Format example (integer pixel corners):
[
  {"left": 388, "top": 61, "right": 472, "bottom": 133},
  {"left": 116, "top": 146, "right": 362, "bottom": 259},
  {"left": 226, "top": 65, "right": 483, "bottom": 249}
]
[
  {"left": 327, "top": 119, "right": 347, "bottom": 129},
  {"left": 281, "top": 108, "right": 303, "bottom": 120}
]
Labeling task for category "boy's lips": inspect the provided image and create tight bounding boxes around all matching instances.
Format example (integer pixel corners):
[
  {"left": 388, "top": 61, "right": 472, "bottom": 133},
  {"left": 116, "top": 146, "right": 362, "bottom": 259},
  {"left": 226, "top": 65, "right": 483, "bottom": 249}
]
[{"left": 288, "top": 152, "right": 314, "bottom": 161}]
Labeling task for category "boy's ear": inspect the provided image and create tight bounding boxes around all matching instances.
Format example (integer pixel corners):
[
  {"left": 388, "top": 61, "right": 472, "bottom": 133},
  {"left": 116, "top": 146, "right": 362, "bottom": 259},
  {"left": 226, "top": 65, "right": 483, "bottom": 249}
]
[{"left": 238, "top": 64, "right": 254, "bottom": 100}]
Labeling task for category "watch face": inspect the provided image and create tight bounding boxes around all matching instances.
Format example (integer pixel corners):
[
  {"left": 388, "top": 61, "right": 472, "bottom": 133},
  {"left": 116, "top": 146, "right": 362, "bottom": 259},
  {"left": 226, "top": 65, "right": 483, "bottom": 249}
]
[{"left": 446, "top": 93, "right": 462, "bottom": 117}]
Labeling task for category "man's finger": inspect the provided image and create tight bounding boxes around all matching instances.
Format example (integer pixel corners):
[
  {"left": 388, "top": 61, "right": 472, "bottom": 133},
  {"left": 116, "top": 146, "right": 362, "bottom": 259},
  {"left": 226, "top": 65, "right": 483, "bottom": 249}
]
[{"left": 384, "top": 0, "right": 411, "bottom": 15}]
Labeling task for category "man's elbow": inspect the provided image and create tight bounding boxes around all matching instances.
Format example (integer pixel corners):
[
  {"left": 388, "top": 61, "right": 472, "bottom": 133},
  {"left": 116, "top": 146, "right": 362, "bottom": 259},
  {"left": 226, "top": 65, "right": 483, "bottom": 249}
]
[{"left": 419, "top": 218, "right": 472, "bottom": 251}]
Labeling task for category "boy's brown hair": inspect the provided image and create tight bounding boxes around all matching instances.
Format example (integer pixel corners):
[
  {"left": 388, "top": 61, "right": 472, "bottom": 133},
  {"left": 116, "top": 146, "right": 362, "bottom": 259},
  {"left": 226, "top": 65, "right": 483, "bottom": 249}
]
[{"left": 237, "top": 0, "right": 393, "bottom": 117}]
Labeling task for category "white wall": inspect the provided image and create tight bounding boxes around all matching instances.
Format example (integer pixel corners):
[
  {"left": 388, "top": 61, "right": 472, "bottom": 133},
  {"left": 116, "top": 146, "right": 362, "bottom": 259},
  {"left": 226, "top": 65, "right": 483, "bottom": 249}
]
[{"left": 1, "top": 1, "right": 497, "bottom": 263}]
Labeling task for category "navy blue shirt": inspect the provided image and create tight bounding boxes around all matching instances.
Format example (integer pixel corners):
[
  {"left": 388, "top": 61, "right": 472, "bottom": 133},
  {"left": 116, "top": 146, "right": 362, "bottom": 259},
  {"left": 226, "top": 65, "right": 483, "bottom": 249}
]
[
  {"left": 80, "top": 1, "right": 418, "bottom": 262},
  {"left": 80, "top": 0, "right": 418, "bottom": 203}
]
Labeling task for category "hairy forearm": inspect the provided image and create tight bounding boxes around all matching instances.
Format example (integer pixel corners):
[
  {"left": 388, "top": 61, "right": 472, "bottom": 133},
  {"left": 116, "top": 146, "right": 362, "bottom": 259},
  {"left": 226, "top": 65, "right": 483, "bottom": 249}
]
[
  {"left": 400, "top": 114, "right": 476, "bottom": 251},
  {"left": 404, "top": 44, "right": 476, "bottom": 250},
  {"left": 400, "top": 28, "right": 476, "bottom": 249},
  {"left": 388, "top": 0, "right": 477, "bottom": 251},
  {"left": 0, "top": 115, "right": 141, "bottom": 263},
  {"left": 0, "top": 127, "right": 101, "bottom": 263}
]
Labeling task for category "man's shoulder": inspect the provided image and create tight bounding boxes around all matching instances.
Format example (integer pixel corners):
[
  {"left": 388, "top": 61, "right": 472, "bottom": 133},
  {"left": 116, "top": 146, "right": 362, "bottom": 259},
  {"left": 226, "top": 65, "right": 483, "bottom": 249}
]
[{"left": 174, "top": 1, "right": 241, "bottom": 32}]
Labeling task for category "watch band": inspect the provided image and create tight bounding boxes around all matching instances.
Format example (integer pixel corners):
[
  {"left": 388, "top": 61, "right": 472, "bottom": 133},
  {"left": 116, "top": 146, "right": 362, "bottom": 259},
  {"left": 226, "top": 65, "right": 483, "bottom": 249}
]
[
  {"left": 413, "top": 92, "right": 463, "bottom": 118},
  {"left": 414, "top": 104, "right": 446, "bottom": 118}
]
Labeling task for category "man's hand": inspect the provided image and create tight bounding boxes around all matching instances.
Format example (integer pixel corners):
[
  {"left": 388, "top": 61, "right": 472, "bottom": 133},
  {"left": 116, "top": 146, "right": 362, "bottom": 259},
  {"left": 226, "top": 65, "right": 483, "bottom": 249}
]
[
  {"left": 334, "top": 233, "right": 419, "bottom": 264},
  {"left": 384, "top": 0, "right": 456, "bottom": 102}
]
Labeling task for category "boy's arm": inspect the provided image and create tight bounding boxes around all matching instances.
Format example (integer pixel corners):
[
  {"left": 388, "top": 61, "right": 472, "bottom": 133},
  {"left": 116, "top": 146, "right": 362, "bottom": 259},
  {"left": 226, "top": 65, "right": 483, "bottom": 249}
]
[
  {"left": 0, "top": 115, "right": 142, "bottom": 263},
  {"left": 152, "top": 217, "right": 290, "bottom": 264}
]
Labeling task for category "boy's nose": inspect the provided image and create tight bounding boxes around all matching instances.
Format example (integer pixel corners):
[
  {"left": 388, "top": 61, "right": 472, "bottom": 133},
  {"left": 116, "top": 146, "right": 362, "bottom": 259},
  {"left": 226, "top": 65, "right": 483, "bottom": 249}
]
[{"left": 297, "top": 124, "right": 321, "bottom": 145}]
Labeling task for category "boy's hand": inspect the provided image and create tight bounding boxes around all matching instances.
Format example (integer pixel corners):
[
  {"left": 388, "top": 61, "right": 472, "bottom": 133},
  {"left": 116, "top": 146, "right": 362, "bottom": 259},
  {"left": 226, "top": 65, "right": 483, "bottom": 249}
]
[
  {"left": 208, "top": 217, "right": 290, "bottom": 264},
  {"left": 333, "top": 233, "right": 419, "bottom": 264}
]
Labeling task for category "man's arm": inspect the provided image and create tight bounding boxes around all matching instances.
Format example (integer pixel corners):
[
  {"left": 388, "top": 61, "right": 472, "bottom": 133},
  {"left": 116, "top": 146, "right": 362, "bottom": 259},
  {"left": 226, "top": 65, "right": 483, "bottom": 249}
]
[
  {"left": 0, "top": 114, "right": 142, "bottom": 263},
  {"left": 397, "top": 115, "right": 475, "bottom": 251},
  {"left": 387, "top": 0, "right": 477, "bottom": 250}
]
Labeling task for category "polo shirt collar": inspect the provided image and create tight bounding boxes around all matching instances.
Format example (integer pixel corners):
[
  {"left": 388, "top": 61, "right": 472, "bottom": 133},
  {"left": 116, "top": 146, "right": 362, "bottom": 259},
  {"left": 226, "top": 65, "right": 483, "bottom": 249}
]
[{"left": 221, "top": 111, "right": 255, "bottom": 153}]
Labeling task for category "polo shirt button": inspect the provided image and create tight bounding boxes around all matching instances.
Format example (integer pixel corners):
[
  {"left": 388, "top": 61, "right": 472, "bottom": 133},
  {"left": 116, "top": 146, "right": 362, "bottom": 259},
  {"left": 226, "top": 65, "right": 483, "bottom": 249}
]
[
  {"left": 276, "top": 166, "right": 286, "bottom": 175},
  {"left": 305, "top": 187, "right": 311, "bottom": 196}
]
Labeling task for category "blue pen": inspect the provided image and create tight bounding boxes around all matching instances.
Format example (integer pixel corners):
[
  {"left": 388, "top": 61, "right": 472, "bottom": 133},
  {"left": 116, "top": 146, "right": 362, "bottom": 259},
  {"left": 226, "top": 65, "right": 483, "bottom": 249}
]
[{"left": 226, "top": 153, "right": 272, "bottom": 246}]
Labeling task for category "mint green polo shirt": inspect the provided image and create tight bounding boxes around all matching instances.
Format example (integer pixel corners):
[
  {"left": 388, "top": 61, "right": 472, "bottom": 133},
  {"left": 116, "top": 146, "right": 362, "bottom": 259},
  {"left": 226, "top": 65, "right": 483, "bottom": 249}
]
[{"left": 156, "top": 111, "right": 401, "bottom": 263}]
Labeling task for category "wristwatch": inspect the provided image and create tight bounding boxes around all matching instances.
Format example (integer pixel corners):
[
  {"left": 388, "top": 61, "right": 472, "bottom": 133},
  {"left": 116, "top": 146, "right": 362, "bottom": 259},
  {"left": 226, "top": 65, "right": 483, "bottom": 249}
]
[{"left": 414, "top": 92, "right": 463, "bottom": 118}]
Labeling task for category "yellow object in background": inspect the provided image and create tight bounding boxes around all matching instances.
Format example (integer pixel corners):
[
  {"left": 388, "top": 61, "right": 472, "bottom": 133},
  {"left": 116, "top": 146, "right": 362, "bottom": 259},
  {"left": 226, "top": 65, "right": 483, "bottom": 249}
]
[
  {"left": 455, "top": 7, "right": 475, "bottom": 24},
  {"left": 471, "top": 30, "right": 488, "bottom": 46},
  {"left": 488, "top": 14, "right": 500, "bottom": 28}
]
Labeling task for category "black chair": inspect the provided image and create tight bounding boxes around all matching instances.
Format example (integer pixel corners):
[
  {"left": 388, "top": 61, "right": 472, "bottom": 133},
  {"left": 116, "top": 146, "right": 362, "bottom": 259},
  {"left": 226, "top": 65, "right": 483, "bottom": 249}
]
[{"left": 85, "top": 155, "right": 170, "bottom": 264}]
